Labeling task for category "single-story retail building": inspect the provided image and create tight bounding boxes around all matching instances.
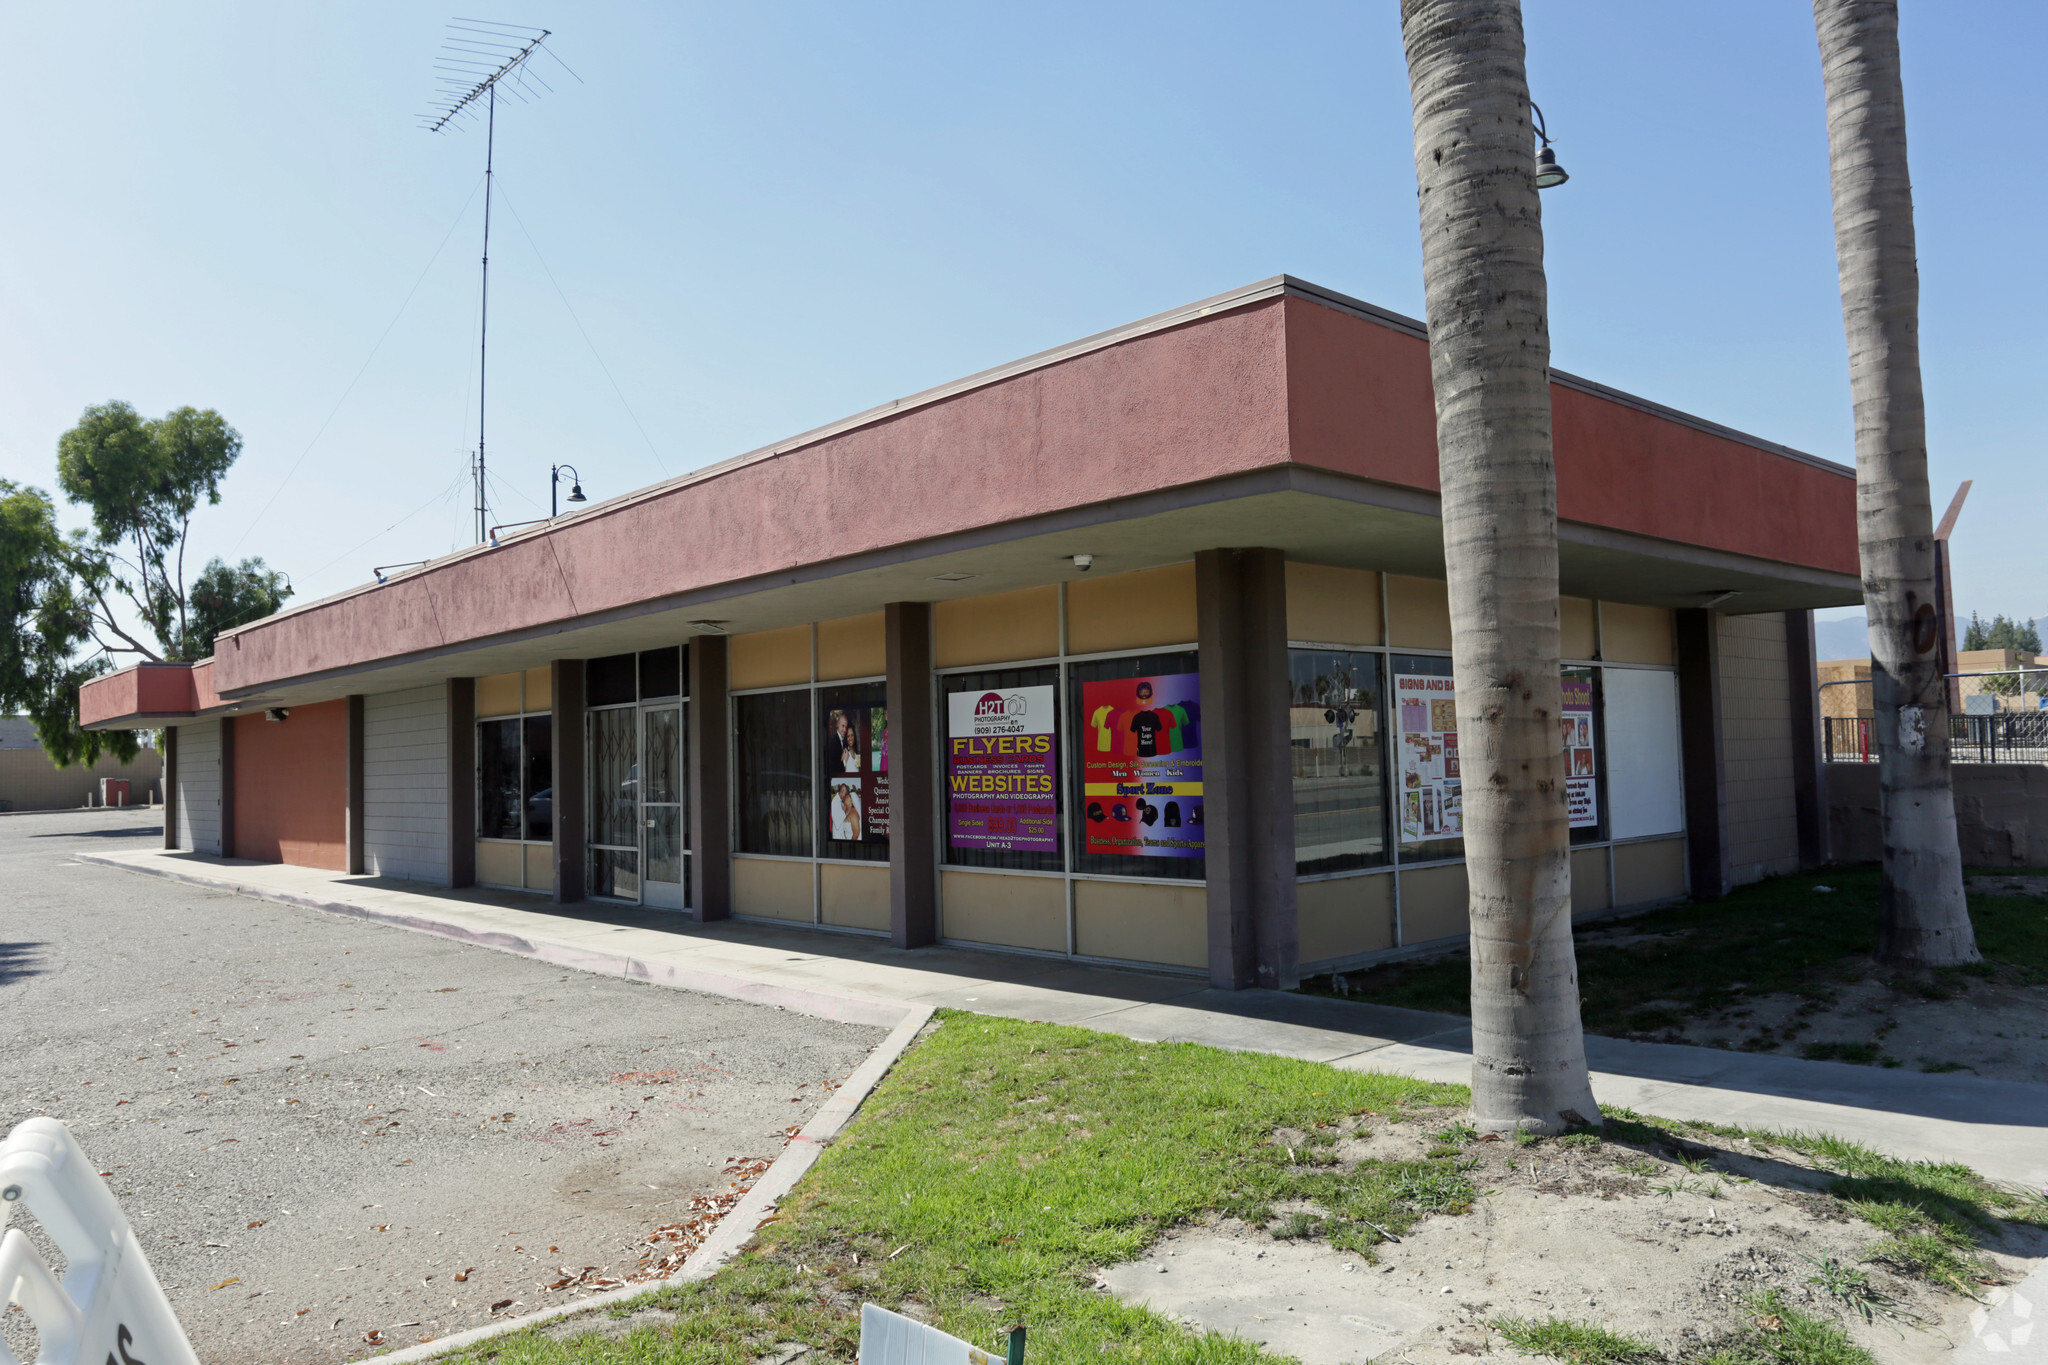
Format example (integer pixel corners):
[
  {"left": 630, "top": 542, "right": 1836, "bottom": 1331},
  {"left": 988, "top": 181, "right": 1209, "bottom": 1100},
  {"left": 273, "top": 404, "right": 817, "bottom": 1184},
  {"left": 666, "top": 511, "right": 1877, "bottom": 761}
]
[{"left": 79, "top": 277, "right": 1853, "bottom": 988}]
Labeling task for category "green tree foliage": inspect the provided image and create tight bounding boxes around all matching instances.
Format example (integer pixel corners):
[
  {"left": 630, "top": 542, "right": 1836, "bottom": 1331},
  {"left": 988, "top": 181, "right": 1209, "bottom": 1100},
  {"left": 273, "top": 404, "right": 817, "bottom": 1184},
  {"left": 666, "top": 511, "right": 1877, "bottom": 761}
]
[
  {"left": 0, "top": 402, "right": 290, "bottom": 766},
  {"left": 185, "top": 556, "right": 291, "bottom": 662},
  {"left": 1962, "top": 611, "right": 2043, "bottom": 655}
]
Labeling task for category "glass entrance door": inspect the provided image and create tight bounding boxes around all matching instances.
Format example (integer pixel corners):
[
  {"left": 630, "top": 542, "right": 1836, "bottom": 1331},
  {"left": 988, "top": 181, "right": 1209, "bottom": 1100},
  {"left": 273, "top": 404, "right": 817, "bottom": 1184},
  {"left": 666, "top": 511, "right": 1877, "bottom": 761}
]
[
  {"left": 641, "top": 703, "right": 688, "bottom": 909},
  {"left": 589, "top": 707, "right": 640, "bottom": 900}
]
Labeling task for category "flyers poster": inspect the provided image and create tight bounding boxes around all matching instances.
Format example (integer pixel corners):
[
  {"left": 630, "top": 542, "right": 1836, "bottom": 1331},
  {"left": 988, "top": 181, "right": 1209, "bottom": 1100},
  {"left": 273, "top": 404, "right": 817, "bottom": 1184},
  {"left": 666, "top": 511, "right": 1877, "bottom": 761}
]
[
  {"left": 1561, "top": 674, "right": 1599, "bottom": 829},
  {"left": 946, "top": 686, "right": 1058, "bottom": 853},
  {"left": 823, "top": 705, "right": 889, "bottom": 844},
  {"left": 1080, "top": 673, "right": 1202, "bottom": 858},
  {"left": 1395, "top": 673, "right": 1462, "bottom": 843}
]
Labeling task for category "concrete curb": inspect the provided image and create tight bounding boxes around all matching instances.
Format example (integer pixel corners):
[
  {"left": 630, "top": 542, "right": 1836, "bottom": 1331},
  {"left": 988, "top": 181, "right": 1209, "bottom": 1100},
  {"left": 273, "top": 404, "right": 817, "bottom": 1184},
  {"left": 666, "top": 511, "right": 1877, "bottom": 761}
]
[{"left": 71, "top": 849, "right": 941, "bottom": 1363}]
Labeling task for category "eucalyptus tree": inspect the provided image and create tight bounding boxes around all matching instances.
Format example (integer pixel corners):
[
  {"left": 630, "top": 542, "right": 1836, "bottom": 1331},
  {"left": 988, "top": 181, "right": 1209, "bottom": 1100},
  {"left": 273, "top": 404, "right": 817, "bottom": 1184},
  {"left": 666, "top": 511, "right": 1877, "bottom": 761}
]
[
  {"left": 1400, "top": 0, "right": 1598, "bottom": 1132},
  {"left": 1813, "top": 0, "right": 1979, "bottom": 965}
]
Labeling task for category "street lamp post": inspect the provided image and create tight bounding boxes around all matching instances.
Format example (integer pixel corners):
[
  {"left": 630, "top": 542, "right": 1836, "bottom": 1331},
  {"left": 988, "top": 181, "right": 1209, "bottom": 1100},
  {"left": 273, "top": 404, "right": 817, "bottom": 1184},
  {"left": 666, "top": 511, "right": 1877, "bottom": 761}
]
[{"left": 551, "top": 464, "right": 587, "bottom": 519}]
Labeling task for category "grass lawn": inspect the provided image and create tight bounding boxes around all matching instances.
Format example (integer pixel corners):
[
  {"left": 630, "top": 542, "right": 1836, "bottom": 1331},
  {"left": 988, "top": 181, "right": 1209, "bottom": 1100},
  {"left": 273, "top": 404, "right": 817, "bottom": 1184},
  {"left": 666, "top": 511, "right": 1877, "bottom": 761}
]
[
  {"left": 422, "top": 1014, "right": 2040, "bottom": 1365},
  {"left": 1303, "top": 865, "right": 2048, "bottom": 1037}
]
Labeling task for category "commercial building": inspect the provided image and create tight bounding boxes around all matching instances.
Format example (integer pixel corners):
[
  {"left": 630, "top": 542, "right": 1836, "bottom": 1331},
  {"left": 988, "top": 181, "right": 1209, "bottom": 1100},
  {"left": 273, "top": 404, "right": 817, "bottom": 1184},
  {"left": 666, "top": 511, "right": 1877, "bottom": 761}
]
[{"left": 79, "top": 278, "right": 1854, "bottom": 987}]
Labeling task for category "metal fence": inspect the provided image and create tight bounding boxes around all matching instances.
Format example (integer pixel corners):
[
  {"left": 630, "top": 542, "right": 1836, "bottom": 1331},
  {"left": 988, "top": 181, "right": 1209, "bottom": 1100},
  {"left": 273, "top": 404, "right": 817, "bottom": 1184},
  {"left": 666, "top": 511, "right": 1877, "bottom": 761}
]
[{"left": 1824, "top": 711, "right": 2048, "bottom": 764}]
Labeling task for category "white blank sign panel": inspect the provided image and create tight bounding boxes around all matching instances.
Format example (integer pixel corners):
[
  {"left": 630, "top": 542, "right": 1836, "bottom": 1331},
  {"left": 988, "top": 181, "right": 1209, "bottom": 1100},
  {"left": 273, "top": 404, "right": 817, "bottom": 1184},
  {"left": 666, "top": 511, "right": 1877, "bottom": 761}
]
[{"left": 1603, "top": 667, "right": 1685, "bottom": 840}]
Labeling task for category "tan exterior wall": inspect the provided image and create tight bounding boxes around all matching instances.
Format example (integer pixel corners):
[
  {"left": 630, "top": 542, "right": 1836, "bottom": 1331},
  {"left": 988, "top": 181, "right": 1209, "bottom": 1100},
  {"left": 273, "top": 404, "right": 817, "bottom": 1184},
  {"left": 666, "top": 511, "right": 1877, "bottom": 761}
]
[
  {"left": 476, "top": 672, "right": 523, "bottom": 718},
  {"left": 734, "top": 856, "right": 814, "bottom": 921},
  {"left": 1612, "top": 837, "right": 1687, "bottom": 906},
  {"left": 730, "top": 626, "right": 813, "bottom": 690},
  {"left": 940, "top": 870, "right": 1067, "bottom": 952},
  {"left": 818, "top": 614, "right": 886, "bottom": 681},
  {"left": 820, "top": 862, "right": 890, "bottom": 931},
  {"left": 1570, "top": 846, "right": 1611, "bottom": 918},
  {"left": 1067, "top": 564, "right": 1197, "bottom": 655},
  {"left": 524, "top": 666, "right": 552, "bottom": 713},
  {"left": 1285, "top": 564, "right": 1382, "bottom": 648},
  {"left": 1561, "top": 597, "right": 1597, "bottom": 661},
  {"left": 935, "top": 586, "right": 1060, "bottom": 667},
  {"left": 525, "top": 843, "right": 553, "bottom": 892},
  {"left": 1386, "top": 575, "right": 1452, "bottom": 650},
  {"left": 1297, "top": 872, "right": 1394, "bottom": 964},
  {"left": 1073, "top": 878, "right": 1206, "bottom": 968},
  {"left": 1718, "top": 612, "right": 1800, "bottom": 886},
  {"left": 1601, "top": 603, "right": 1676, "bottom": 666},
  {"left": 476, "top": 840, "right": 525, "bottom": 889},
  {"left": 0, "top": 746, "right": 163, "bottom": 812},
  {"left": 1398, "top": 861, "right": 1468, "bottom": 944}
]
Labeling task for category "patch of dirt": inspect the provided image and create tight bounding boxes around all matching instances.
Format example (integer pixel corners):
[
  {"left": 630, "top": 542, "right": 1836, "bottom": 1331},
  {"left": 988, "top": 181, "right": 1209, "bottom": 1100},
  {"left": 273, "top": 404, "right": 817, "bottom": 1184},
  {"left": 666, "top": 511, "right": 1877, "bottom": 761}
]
[
  {"left": 1646, "top": 973, "right": 2048, "bottom": 1082},
  {"left": 1969, "top": 875, "right": 2048, "bottom": 898},
  {"left": 1093, "top": 1113, "right": 2043, "bottom": 1365}
]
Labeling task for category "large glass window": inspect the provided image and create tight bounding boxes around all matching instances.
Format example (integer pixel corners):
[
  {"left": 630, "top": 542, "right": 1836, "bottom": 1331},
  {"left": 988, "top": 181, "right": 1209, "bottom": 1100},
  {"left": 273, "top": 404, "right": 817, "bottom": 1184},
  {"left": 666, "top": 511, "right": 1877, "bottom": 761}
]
[
  {"left": 1390, "top": 653, "right": 1463, "bottom": 861},
  {"left": 588, "top": 706, "right": 639, "bottom": 898},
  {"left": 1070, "top": 651, "right": 1203, "bottom": 880},
  {"left": 819, "top": 682, "right": 889, "bottom": 863},
  {"left": 942, "top": 665, "right": 1062, "bottom": 873},
  {"left": 1289, "top": 649, "right": 1387, "bottom": 875},
  {"left": 478, "top": 713, "right": 552, "bottom": 842},
  {"left": 736, "top": 689, "right": 813, "bottom": 856}
]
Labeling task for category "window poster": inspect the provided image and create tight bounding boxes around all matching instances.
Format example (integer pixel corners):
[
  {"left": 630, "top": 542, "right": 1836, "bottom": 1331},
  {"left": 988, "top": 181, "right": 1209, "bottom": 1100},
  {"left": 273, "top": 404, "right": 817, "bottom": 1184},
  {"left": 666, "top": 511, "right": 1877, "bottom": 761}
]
[
  {"left": 824, "top": 705, "right": 889, "bottom": 843},
  {"left": 946, "top": 686, "right": 1058, "bottom": 853},
  {"left": 1396, "top": 672, "right": 1462, "bottom": 843},
  {"left": 1081, "top": 673, "right": 1202, "bottom": 858},
  {"left": 1561, "top": 673, "right": 1599, "bottom": 829}
]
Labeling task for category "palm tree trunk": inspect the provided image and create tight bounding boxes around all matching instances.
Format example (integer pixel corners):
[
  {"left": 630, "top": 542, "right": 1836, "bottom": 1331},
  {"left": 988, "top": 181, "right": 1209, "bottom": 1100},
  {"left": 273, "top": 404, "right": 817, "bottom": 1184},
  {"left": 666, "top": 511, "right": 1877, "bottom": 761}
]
[
  {"left": 1401, "top": 0, "right": 1598, "bottom": 1134},
  {"left": 1813, "top": 0, "right": 1979, "bottom": 966}
]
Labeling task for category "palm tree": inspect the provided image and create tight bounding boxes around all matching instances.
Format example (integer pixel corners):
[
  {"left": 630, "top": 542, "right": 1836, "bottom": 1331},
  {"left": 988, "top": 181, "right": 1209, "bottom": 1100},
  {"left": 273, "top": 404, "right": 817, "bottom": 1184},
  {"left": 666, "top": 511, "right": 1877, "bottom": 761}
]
[
  {"left": 1812, "top": 0, "right": 1980, "bottom": 966},
  {"left": 1400, "top": 0, "right": 1599, "bottom": 1133}
]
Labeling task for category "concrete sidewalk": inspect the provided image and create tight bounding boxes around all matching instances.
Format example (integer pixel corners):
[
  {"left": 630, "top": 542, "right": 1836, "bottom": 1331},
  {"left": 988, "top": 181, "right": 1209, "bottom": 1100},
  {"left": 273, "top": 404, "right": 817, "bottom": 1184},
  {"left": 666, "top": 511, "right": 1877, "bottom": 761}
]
[{"left": 75, "top": 847, "right": 2048, "bottom": 1189}]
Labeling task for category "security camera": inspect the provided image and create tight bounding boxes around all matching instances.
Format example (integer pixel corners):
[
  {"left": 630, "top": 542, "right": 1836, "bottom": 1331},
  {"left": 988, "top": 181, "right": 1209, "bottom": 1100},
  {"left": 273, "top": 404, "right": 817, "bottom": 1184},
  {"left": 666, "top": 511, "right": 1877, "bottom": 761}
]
[{"left": 1071, "top": 554, "right": 1094, "bottom": 572}]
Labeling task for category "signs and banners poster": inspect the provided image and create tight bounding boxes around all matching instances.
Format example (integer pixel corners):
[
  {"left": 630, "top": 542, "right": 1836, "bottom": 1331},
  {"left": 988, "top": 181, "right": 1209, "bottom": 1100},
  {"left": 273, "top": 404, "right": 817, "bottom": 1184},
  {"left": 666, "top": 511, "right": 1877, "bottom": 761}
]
[
  {"left": 823, "top": 705, "right": 889, "bottom": 843},
  {"left": 1396, "top": 673, "right": 1462, "bottom": 843},
  {"left": 1397, "top": 670, "right": 1601, "bottom": 844},
  {"left": 1081, "top": 673, "right": 1202, "bottom": 858},
  {"left": 1561, "top": 673, "right": 1599, "bottom": 829},
  {"left": 946, "top": 685, "right": 1058, "bottom": 853}
]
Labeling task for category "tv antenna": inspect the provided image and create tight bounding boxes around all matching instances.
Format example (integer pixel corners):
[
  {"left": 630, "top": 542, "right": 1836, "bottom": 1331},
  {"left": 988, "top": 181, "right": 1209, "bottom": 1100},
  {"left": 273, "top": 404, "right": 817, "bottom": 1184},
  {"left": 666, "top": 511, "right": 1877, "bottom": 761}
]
[{"left": 420, "top": 19, "right": 577, "bottom": 543}]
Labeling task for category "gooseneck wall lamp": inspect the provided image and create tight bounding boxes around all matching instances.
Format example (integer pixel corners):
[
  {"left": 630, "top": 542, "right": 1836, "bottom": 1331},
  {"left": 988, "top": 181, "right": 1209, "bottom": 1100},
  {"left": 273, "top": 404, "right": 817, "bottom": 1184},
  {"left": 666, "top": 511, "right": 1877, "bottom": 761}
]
[
  {"left": 551, "top": 464, "right": 587, "bottom": 519},
  {"left": 1531, "top": 101, "right": 1569, "bottom": 188}
]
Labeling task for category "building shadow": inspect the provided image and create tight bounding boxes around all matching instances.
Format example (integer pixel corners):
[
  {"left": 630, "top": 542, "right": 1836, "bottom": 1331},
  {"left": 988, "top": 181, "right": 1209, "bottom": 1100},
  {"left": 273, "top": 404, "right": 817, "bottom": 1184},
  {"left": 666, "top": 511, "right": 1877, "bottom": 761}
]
[{"left": 30, "top": 825, "right": 164, "bottom": 838}]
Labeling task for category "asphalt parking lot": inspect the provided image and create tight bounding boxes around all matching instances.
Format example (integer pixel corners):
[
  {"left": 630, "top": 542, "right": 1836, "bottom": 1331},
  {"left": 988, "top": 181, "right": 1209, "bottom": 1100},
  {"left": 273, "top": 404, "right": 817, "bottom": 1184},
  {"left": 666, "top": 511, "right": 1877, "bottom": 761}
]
[{"left": 0, "top": 808, "right": 885, "bottom": 1364}]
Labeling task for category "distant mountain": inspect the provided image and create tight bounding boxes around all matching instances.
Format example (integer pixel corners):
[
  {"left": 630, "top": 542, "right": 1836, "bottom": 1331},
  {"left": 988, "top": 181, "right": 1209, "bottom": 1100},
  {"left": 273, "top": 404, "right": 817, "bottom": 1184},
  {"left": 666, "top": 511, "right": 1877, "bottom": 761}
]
[{"left": 1809, "top": 611, "right": 2047, "bottom": 663}]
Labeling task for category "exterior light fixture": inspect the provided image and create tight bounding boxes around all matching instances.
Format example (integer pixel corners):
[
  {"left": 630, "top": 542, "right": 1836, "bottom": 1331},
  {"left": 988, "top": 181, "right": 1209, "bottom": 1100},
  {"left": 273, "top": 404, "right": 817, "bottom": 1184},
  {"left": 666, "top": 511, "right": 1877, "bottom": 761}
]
[
  {"left": 1531, "top": 102, "right": 1568, "bottom": 189},
  {"left": 551, "top": 463, "right": 587, "bottom": 519},
  {"left": 1070, "top": 554, "right": 1094, "bottom": 572}
]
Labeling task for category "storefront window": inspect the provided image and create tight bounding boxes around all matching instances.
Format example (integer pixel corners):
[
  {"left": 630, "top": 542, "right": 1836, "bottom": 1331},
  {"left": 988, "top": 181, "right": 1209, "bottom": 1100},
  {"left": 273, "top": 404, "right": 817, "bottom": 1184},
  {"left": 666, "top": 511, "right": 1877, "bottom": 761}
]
[
  {"left": 478, "top": 713, "right": 552, "bottom": 842},
  {"left": 819, "top": 682, "right": 889, "bottom": 863},
  {"left": 1563, "top": 666, "right": 1606, "bottom": 845},
  {"left": 942, "top": 665, "right": 1061, "bottom": 873},
  {"left": 1070, "top": 652, "right": 1203, "bottom": 880},
  {"left": 736, "top": 689, "right": 813, "bottom": 857},
  {"left": 1289, "top": 649, "right": 1387, "bottom": 875},
  {"left": 523, "top": 716, "right": 554, "bottom": 842},
  {"left": 1391, "top": 654, "right": 1463, "bottom": 861}
]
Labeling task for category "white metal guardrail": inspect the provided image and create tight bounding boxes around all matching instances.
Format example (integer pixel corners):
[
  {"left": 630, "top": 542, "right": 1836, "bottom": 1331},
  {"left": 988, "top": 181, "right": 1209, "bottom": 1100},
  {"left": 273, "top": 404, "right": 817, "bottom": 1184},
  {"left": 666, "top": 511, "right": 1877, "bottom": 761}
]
[
  {"left": 0, "top": 1118, "right": 198, "bottom": 1365},
  {"left": 859, "top": 1304, "right": 1023, "bottom": 1365}
]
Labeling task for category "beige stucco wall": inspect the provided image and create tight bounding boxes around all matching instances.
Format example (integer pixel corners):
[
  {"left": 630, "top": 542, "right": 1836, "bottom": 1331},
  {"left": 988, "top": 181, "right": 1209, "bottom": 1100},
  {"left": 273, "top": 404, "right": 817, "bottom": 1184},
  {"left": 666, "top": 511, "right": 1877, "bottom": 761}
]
[
  {"left": 935, "top": 586, "right": 1060, "bottom": 667},
  {"left": 818, "top": 614, "right": 886, "bottom": 682},
  {"left": 1074, "top": 878, "right": 1206, "bottom": 968},
  {"left": 1067, "top": 564, "right": 1197, "bottom": 655},
  {"left": 1601, "top": 603, "right": 1676, "bottom": 666},
  {"left": 1398, "top": 861, "right": 1468, "bottom": 944},
  {"left": 1717, "top": 612, "right": 1800, "bottom": 886},
  {"left": 1570, "top": 846, "right": 1611, "bottom": 918},
  {"left": 1385, "top": 576, "right": 1452, "bottom": 651},
  {"left": 820, "top": 861, "right": 890, "bottom": 931},
  {"left": 0, "top": 746, "right": 162, "bottom": 812},
  {"left": 940, "top": 869, "right": 1068, "bottom": 952},
  {"left": 734, "top": 856, "right": 814, "bottom": 921},
  {"left": 1297, "top": 871, "right": 1394, "bottom": 964},
  {"left": 730, "top": 626, "right": 813, "bottom": 690},
  {"left": 1612, "top": 837, "right": 1688, "bottom": 907},
  {"left": 1285, "top": 564, "right": 1382, "bottom": 648}
]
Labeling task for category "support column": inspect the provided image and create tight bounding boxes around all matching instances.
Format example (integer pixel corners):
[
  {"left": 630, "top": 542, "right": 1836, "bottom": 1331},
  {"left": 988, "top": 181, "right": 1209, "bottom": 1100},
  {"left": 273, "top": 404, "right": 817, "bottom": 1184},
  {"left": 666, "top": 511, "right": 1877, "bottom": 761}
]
[
  {"left": 447, "top": 678, "right": 475, "bottom": 889},
  {"left": 219, "top": 715, "right": 237, "bottom": 859},
  {"left": 886, "top": 602, "right": 937, "bottom": 949},
  {"left": 1784, "top": 610, "right": 1829, "bottom": 869},
  {"left": 162, "top": 726, "right": 180, "bottom": 851},
  {"left": 345, "top": 695, "right": 366, "bottom": 875},
  {"left": 1196, "top": 548, "right": 1298, "bottom": 991},
  {"left": 688, "top": 636, "right": 732, "bottom": 921},
  {"left": 1676, "top": 609, "right": 1730, "bottom": 897},
  {"left": 552, "top": 660, "right": 586, "bottom": 903}
]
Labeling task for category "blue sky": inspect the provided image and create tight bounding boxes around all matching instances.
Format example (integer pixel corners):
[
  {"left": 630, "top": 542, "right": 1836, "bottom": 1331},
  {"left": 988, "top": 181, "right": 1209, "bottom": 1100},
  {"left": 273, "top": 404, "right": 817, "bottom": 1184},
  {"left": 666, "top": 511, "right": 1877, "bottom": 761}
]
[{"left": 2, "top": 2, "right": 2040, "bottom": 632}]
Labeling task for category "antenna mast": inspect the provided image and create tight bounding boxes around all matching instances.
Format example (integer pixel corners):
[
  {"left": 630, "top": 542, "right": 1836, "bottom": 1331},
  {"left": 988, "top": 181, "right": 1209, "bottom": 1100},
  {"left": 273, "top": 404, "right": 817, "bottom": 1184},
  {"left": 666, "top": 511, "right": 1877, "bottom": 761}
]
[{"left": 422, "top": 20, "right": 561, "bottom": 543}]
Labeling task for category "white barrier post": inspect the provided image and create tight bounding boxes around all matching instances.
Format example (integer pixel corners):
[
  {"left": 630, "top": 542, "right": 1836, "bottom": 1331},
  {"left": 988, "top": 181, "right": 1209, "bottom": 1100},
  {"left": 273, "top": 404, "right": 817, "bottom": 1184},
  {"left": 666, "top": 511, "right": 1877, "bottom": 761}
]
[
  {"left": 858, "top": 1303, "right": 1022, "bottom": 1365},
  {"left": 0, "top": 1118, "right": 199, "bottom": 1365}
]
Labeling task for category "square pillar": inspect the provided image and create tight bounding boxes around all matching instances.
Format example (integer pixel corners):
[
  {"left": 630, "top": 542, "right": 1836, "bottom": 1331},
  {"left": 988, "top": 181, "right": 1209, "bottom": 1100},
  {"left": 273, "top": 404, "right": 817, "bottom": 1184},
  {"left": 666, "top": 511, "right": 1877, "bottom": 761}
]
[
  {"left": 1196, "top": 547, "right": 1298, "bottom": 991},
  {"left": 886, "top": 602, "right": 937, "bottom": 948},
  {"left": 447, "top": 677, "right": 475, "bottom": 889},
  {"left": 219, "top": 714, "right": 237, "bottom": 860},
  {"left": 345, "top": 694, "right": 366, "bottom": 874},
  {"left": 1784, "top": 610, "right": 1829, "bottom": 869},
  {"left": 1676, "top": 609, "right": 1729, "bottom": 897},
  {"left": 688, "top": 636, "right": 732, "bottom": 921},
  {"left": 162, "top": 726, "right": 179, "bottom": 851},
  {"left": 551, "top": 660, "right": 586, "bottom": 903}
]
